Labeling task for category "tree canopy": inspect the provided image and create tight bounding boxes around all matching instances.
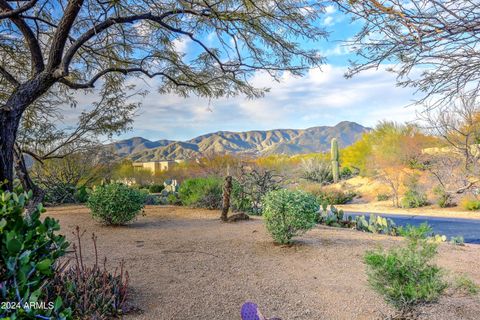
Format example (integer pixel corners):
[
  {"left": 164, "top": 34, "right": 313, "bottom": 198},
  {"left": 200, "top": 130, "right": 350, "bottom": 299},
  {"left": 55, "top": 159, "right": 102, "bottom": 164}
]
[
  {"left": 336, "top": 0, "right": 480, "bottom": 107},
  {"left": 0, "top": 0, "right": 329, "bottom": 190}
]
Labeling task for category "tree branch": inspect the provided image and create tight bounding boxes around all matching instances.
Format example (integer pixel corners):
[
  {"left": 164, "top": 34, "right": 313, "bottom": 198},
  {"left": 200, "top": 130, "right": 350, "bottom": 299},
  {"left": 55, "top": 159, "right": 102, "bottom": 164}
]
[
  {"left": 60, "top": 9, "right": 211, "bottom": 75},
  {"left": 0, "top": 0, "right": 44, "bottom": 73},
  {"left": 0, "top": 65, "right": 20, "bottom": 86},
  {"left": 47, "top": 0, "right": 84, "bottom": 71},
  {"left": 59, "top": 67, "right": 202, "bottom": 89},
  {"left": 0, "top": 0, "right": 36, "bottom": 19}
]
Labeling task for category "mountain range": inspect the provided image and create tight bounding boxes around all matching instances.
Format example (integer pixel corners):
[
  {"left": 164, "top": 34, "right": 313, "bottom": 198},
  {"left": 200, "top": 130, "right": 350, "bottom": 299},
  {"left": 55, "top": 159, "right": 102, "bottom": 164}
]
[{"left": 107, "top": 121, "right": 370, "bottom": 161}]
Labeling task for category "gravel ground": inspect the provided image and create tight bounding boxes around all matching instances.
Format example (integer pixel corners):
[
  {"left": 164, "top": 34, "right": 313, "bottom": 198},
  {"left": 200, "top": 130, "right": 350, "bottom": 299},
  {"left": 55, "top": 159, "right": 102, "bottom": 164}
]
[{"left": 46, "top": 205, "right": 480, "bottom": 320}]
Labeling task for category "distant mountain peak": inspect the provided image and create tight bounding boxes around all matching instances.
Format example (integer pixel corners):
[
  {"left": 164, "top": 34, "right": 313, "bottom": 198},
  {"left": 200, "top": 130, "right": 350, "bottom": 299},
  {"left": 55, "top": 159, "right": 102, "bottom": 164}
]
[{"left": 107, "top": 121, "right": 369, "bottom": 161}]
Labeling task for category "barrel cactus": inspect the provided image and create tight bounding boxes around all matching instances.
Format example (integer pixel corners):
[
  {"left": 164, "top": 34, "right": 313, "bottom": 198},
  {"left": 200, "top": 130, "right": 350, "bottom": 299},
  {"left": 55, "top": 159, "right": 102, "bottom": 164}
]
[{"left": 330, "top": 138, "right": 339, "bottom": 183}]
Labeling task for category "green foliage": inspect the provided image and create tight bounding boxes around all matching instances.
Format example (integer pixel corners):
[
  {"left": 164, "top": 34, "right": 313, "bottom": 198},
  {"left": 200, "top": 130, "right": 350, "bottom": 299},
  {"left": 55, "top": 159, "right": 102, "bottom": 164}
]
[
  {"left": 340, "top": 134, "right": 372, "bottom": 176},
  {"left": 397, "top": 223, "right": 432, "bottom": 240},
  {"left": 178, "top": 177, "right": 223, "bottom": 209},
  {"left": 47, "top": 227, "right": 129, "bottom": 319},
  {"left": 400, "top": 174, "right": 428, "bottom": 208},
  {"left": 167, "top": 193, "right": 181, "bottom": 205},
  {"left": 450, "top": 236, "right": 465, "bottom": 246},
  {"left": 262, "top": 189, "right": 319, "bottom": 244},
  {"left": 340, "top": 166, "right": 354, "bottom": 179},
  {"left": 355, "top": 214, "right": 398, "bottom": 236},
  {"left": 74, "top": 186, "right": 90, "bottom": 203},
  {"left": 364, "top": 225, "right": 447, "bottom": 315},
  {"left": 0, "top": 190, "right": 70, "bottom": 319},
  {"left": 148, "top": 184, "right": 165, "bottom": 193},
  {"left": 376, "top": 193, "right": 390, "bottom": 201},
  {"left": 301, "top": 158, "right": 333, "bottom": 184},
  {"left": 433, "top": 186, "right": 453, "bottom": 208},
  {"left": 315, "top": 189, "right": 356, "bottom": 205},
  {"left": 231, "top": 179, "right": 253, "bottom": 213},
  {"left": 401, "top": 189, "right": 428, "bottom": 208},
  {"left": 87, "top": 183, "right": 146, "bottom": 225},
  {"left": 317, "top": 203, "right": 354, "bottom": 228},
  {"left": 453, "top": 275, "right": 479, "bottom": 295},
  {"left": 144, "top": 194, "right": 160, "bottom": 205},
  {"left": 42, "top": 184, "right": 74, "bottom": 204},
  {"left": 460, "top": 196, "right": 480, "bottom": 211}
]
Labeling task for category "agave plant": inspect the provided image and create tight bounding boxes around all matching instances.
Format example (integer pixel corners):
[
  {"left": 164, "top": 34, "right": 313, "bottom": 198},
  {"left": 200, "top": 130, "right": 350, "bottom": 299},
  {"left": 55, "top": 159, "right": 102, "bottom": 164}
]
[{"left": 241, "top": 302, "right": 281, "bottom": 320}]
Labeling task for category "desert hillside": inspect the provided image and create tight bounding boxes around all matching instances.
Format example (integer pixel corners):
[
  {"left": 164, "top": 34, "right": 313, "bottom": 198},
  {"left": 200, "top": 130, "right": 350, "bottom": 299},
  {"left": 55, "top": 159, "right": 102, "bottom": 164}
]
[{"left": 107, "top": 121, "right": 369, "bottom": 161}]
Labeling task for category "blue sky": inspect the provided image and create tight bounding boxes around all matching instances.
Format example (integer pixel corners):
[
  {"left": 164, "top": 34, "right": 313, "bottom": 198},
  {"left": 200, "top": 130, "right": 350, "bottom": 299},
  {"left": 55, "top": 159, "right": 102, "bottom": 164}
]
[{"left": 76, "top": 5, "right": 421, "bottom": 142}]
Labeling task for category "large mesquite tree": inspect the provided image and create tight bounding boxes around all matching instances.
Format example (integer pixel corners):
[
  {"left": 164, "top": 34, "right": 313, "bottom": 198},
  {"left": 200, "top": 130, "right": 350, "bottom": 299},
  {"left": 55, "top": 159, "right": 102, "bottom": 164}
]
[{"left": 0, "top": 0, "right": 328, "bottom": 190}]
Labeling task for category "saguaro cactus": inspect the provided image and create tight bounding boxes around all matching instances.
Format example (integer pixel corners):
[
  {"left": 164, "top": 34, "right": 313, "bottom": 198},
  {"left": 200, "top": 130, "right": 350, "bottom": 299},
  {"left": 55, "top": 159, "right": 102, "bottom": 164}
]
[{"left": 331, "top": 138, "right": 339, "bottom": 183}]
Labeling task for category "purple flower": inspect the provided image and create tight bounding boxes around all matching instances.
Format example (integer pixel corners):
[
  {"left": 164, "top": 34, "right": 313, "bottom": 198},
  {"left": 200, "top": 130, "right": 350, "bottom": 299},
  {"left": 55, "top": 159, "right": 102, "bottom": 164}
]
[{"left": 241, "top": 302, "right": 281, "bottom": 320}]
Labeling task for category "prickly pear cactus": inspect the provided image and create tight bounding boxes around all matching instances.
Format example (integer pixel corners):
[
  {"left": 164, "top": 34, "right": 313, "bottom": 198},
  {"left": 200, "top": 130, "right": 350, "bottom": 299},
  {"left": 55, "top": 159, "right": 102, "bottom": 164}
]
[{"left": 330, "top": 138, "right": 340, "bottom": 183}]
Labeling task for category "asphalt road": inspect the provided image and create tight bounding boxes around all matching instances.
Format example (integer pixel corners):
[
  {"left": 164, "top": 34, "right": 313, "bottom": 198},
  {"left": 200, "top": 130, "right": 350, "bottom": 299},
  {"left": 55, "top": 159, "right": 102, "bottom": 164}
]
[{"left": 345, "top": 211, "right": 480, "bottom": 244}]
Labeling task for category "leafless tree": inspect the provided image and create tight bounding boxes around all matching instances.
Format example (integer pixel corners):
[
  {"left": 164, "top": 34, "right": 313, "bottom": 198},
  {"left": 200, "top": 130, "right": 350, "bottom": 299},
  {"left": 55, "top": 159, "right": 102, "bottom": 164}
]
[
  {"left": 0, "top": 0, "right": 329, "bottom": 190},
  {"left": 235, "top": 165, "right": 282, "bottom": 214},
  {"left": 419, "top": 94, "right": 480, "bottom": 194},
  {"left": 335, "top": 0, "right": 480, "bottom": 108}
]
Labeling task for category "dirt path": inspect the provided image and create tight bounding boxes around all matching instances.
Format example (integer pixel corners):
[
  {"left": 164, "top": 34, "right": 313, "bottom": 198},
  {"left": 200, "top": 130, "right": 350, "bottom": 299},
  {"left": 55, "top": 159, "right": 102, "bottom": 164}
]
[{"left": 46, "top": 205, "right": 480, "bottom": 320}]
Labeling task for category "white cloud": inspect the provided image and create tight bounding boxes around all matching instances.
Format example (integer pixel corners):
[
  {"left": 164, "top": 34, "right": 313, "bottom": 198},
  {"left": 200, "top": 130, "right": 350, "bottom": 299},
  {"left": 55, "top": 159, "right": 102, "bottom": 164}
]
[
  {"left": 323, "top": 16, "right": 334, "bottom": 26},
  {"left": 324, "top": 5, "right": 336, "bottom": 14},
  {"left": 172, "top": 36, "right": 192, "bottom": 54},
  {"left": 64, "top": 65, "right": 421, "bottom": 141}
]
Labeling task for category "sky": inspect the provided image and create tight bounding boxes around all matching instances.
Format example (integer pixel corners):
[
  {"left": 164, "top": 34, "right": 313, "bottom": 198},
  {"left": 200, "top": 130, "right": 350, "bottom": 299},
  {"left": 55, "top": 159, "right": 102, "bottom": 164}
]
[{"left": 76, "top": 5, "right": 422, "bottom": 142}]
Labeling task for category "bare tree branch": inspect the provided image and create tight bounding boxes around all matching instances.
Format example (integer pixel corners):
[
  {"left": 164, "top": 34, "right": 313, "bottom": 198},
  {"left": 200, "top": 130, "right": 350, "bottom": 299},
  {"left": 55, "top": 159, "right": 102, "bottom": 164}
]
[
  {"left": 0, "top": 65, "right": 19, "bottom": 86},
  {"left": 0, "top": 0, "right": 44, "bottom": 73},
  {"left": 0, "top": 0, "right": 37, "bottom": 19}
]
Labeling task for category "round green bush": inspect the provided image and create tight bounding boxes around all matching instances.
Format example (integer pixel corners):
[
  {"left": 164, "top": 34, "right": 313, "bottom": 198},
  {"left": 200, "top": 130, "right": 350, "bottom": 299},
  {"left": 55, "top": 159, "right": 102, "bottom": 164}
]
[
  {"left": 178, "top": 177, "right": 223, "bottom": 209},
  {"left": 87, "top": 183, "right": 146, "bottom": 225},
  {"left": 262, "top": 189, "right": 319, "bottom": 244}
]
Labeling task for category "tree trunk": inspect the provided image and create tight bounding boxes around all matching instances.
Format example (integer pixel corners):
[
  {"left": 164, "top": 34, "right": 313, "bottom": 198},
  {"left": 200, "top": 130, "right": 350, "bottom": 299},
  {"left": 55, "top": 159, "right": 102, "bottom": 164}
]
[
  {"left": 0, "top": 73, "right": 56, "bottom": 190},
  {"left": 221, "top": 175, "right": 232, "bottom": 221},
  {"left": 0, "top": 109, "right": 20, "bottom": 191},
  {"left": 14, "top": 145, "right": 45, "bottom": 208}
]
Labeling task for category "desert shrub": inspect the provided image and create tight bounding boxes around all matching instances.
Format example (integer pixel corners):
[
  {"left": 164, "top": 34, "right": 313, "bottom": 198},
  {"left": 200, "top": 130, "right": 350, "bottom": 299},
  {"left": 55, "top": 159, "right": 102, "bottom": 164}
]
[
  {"left": 178, "top": 177, "right": 223, "bottom": 209},
  {"left": 47, "top": 227, "right": 130, "bottom": 319},
  {"left": 401, "top": 189, "right": 428, "bottom": 208},
  {"left": 460, "top": 196, "right": 480, "bottom": 211},
  {"left": 301, "top": 158, "right": 333, "bottom": 184},
  {"left": 401, "top": 174, "right": 428, "bottom": 208},
  {"left": 450, "top": 236, "right": 465, "bottom": 246},
  {"left": 87, "top": 183, "right": 146, "bottom": 225},
  {"left": 262, "top": 189, "right": 319, "bottom": 244},
  {"left": 234, "top": 166, "right": 282, "bottom": 215},
  {"left": 74, "top": 185, "right": 90, "bottom": 203},
  {"left": 453, "top": 275, "right": 479, "bottom": 295},
  {"left": 144, "top": 194, "right": 160, "bottom": 205},
  {"left": 376, "top": 193, "right": 390, "bottom": 201},
  {"left": 340, "top": 166, "right": 355, "bottom": 179},
  {"left": 0, "top": 189, "right": 70, "bottom": 319},
  {"left": 148, "top": 184, "right": 165, "bottom": 193},
  {"left": 167, "top": 193, "right": 181, "bottom": 205},
  {"left": 43, "top": 183, "right": 76, "bottom": 204},
  {"left": 364, "top": 225, "right": 447, "bottom": 318},
  {"left": 315, "top": 189, "right": 356, "bottom": 205},
  {"left": 231, "top": 180, "right": 253, "bottom": 213},
  {"left": 433, "top": 186, "right": 453, "bottom": 208}
]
